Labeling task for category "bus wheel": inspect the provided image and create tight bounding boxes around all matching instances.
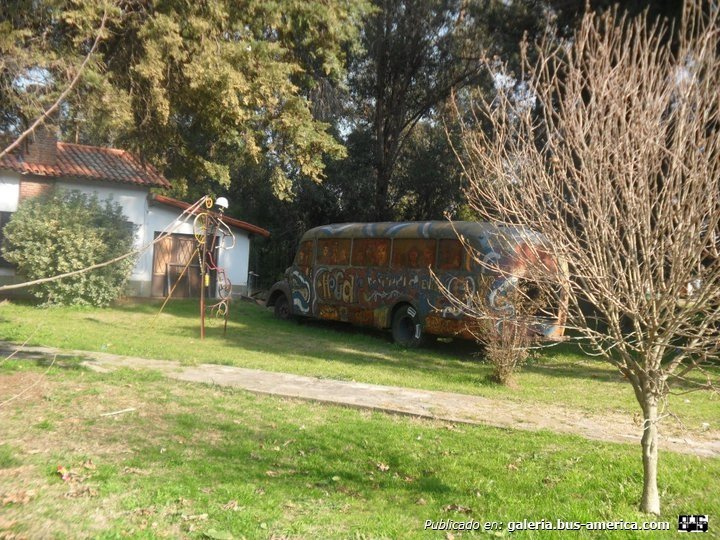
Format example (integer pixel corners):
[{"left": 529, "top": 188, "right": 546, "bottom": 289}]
[
  {"left": 274, "top": 294, "right": 292, "bottom": 320},
  {"left": 392, "top": 305, "right": 423, "bottom": 347}
]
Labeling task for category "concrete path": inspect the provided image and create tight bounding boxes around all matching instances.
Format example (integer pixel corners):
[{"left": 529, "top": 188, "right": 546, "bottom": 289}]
[{"left": 2, "top": 341, "right": 719, "bottom": 458}]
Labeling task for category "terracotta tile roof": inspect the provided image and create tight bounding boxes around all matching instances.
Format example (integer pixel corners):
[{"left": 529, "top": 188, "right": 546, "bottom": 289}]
[
  {"left": 0, "top": 142, "right": 170, "bottom": 188},
  {"left": 149, "top": 194, "right": 270, "bottom": 238}
]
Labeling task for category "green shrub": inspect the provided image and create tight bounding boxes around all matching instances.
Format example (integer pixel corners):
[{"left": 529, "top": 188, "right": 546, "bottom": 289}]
[{"left": 1, "top": 189, "right": 136, "bottom": 306}]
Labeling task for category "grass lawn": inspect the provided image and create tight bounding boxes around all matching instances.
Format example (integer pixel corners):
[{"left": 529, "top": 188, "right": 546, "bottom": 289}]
[
  {"left": 0, "top": 298, "right": 717, "bottom": 434},
  {"left": 1, "top": 357, "right": 718, "bottom": 539},
  {"left": 0, "top": 300, "right": 720, "bottom": 431}
]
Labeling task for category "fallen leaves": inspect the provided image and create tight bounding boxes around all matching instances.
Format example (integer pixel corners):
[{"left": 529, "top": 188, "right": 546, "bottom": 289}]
[
  {"left": 56, "top": 464, "right": 90, "bottom": 483},
  {"left": 221, "top": 500, "right": 241, "bottom": 511},
  {"left": 0, "top": 518, "right": 17, "bottom": 529},
  {"left": 0, "top": 518, "right": 28, "bottom": 540},
  {"left": 122, "top": 466, "right": 148, "bottom": 476},
  {"left": 442, "top": 503, "right": 472, "bottom": 514},
  {"left": 507, "top": 456, "right": 523, "bottom": 471},
  {"left": 64, "top": 486, "right": 98, "bottom": 499},
  {"left": 1, "top": 491, "right": 34, "bottom": 506},
  {"left": 132, "top": 507, "right": 156, "bottom": 517},
  {"left": 55, "top": 460, "right": 99, "bottom": 498},
  {"left": 264, "top": 469, "right": 295, "bottom": 478},
  {"left": 56, "top": 465, "right": 70, "bottom": 481}
]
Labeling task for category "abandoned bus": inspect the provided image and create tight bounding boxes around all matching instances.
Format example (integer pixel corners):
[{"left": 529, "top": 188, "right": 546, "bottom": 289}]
[{"left": 267, "top": 222, "right": 567, "bottom": 346}]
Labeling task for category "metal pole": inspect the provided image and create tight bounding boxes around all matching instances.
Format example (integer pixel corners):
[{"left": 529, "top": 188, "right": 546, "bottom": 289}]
[{"left": 200, "top": 223, "right": 207, "bottom": 340}]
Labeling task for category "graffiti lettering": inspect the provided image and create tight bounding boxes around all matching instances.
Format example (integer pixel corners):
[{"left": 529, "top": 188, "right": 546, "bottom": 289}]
[
  {"left": 364, "top": 289, "right": 401, "bottom": 303},
  {"left": 438, "top": 276, "right": 477, "bottom": 317},
  {"left": 315, "top": 268, "right": 355, "bottom": 303}
]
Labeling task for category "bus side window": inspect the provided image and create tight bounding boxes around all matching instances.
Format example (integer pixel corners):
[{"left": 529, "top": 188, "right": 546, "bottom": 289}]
[
  {"left": 318, "top": 238, "right": 351, "bottom": 266},
  {"left": 438, "top": 239, "right": 463, "bottom": 270},
  {"left": 352, "top": 238, "right": 390, "bottom": 267},
  {"left": 295, "top": 240, "right": 314, "bottom": 267},
  {"left": 392, "top": 239, "right": 437, "bottom": 269}
]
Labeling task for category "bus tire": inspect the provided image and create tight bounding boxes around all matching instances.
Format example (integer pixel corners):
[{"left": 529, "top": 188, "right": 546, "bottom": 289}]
[
  {"left": 392, "top": 305, "right": 423, "bottom": 348},
  {"left": 273, "top": 294, "right": 292, "bottom": 321}
]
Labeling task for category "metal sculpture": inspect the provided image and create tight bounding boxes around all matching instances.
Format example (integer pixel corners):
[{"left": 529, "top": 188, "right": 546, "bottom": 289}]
[{"left": 192, "top": 196, "right": 236, "bottom": 338}]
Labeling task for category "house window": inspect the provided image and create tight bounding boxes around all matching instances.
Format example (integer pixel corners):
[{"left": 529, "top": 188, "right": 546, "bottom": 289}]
[{"left": 0, "top": 211, "right": 14, "bottom": 268}]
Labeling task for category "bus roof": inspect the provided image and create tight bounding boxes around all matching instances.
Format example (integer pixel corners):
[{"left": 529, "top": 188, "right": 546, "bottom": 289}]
[
  {"left": 301, "top": 221, "right": 542, "bottom": 244},
  {"left": 302, "top": 221, "right": 490, "bottom": 240}
]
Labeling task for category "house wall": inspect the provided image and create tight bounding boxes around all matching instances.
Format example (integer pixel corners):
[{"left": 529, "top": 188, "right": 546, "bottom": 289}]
[
  {"left": 0, "top": 172, "right": 21, "bottom": 278},
  {"left": 218, "top": 227, "right": 251, "bottom": 293},
  {"left": 0, "top": 172, "right": 21, "bottom": 212},
  {"left": 19, "top": 179, "right": 53, "bottom": 201},
  {"left": 1, "top": 175, "right": 254, "bottom": 297}
]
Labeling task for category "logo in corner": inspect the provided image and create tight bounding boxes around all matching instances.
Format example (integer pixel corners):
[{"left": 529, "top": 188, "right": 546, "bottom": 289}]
[{"left": 678, "top": 515, "right": 708, "bottom": 533}]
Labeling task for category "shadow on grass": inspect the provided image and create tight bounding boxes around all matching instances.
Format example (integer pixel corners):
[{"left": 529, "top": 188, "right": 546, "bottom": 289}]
[
  {"left": 159, "top": 302, "right": 644, "bottom": 391},
  {"left": 119, "top": 300, "right": 647, "bottom": 391},
  {"left": 526, "top": 342, "right": 720, "bottom": 391},
  {"left": 169, "top": 316, "right": 493, "bottom": 384},
  {"left": 522, "top": 364, "right": 628, "bottom": 386},
  {"left": 110, "top": 299, "right": 197, "bottom": 317},
  {"left": 523, "top": 358, "right": 623, "bottom": 384},
  {"left": 5, "top": 298, "right": 689, "bottom": 391},
  {"left": 0, "top": 353, "right": 88, "bottom": 371}
]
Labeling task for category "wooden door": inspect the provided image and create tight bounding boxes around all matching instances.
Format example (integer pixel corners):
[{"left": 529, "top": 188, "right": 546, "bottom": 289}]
[{"left": 151, "top": 234, "right": 201, "bottom": 297}]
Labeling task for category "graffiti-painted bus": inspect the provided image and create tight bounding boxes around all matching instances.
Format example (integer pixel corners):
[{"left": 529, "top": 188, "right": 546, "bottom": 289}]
[{"left": 267, "top": 222, "right": 567, "bottom": 346}]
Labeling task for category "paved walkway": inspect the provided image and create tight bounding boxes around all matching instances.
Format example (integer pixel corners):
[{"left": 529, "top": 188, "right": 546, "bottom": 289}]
[{"left": 2, "top": 341, "right": 718, "bottom": 458}]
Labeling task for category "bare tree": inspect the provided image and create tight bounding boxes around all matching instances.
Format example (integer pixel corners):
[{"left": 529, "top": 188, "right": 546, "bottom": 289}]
[
  {"left": 471, "top": 315, "right": 533, "bottom": 387},
  {"left": 454, "top": 0, "right": 719, "bottom": 514}
]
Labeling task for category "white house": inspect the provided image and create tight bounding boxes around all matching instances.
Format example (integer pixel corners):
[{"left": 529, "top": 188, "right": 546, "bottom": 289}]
[{"left": 0, "top": 127, "right": 269, "bottom": 297}]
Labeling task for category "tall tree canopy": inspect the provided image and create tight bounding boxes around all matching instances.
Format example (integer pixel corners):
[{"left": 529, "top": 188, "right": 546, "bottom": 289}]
[
  {"left": 348, "top": 0, "right": 546, "bottom": 220},
  {"left": 2, "top": 0, "right": 683, "bottom": 287},
  {"left": 1, "top": 0, "right": 370, "bottom": 197}
]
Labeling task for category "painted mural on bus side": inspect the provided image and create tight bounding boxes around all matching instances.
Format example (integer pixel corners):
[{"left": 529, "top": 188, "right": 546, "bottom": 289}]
[{"left": 269, "top": 221, "right": 568, "bottom": 346}]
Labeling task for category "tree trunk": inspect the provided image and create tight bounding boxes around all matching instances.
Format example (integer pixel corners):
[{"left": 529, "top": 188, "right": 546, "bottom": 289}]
[
  {"left": 373, "top": 4, "right": 390, "bottom": 222},
  {"left": 640, "top": 398, "right": 660, "bottom": 514},
  {"left": 374, "top": 161, "right": 391, "bottom": 221}
]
